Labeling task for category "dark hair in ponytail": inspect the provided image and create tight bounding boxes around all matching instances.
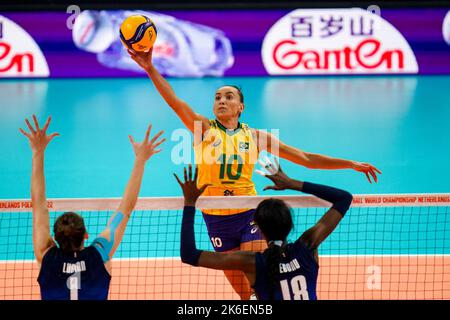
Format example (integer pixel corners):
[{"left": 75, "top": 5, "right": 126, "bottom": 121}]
[
  {"left": 254, "top": 198, "right": 293, "bottom": 299},
  {"left": 263, "top": 243, "right": 284, "bottom": 299},
  {"left": 54, "top": 212, "right": 86, "bottom": 255}
]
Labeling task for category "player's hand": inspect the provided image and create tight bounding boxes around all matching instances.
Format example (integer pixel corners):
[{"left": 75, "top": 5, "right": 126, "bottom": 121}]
[
  {"left": 351, "top": 161, "right": 382, "bottom": 183},
  {"left": 127, "top": 48, "right": 154, "bottom": 71},
  {"left": 19, "top": 115, "right": 59, "bottom": 155},
  {"left": 174, "top": 165, "right": 211, "bottom": 207},
  {"left": 256, "top": 157, "right": 296, "bottom": 191},
  {"left": 129, "top": 124, "right": 165, "bottom": 163}
]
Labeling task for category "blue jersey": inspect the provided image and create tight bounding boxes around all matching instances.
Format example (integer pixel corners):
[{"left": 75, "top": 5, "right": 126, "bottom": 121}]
[
  {"left": 253, "top": 240, "right": 319, "bottom": 300},
  {"left": 38, "top": 246, "right": 111, "bottom": 300}
]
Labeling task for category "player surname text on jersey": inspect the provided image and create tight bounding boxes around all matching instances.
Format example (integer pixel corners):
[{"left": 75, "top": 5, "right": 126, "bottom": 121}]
[
  {"left": 62, "top": 261, "right": 86, "bottom": 274},
  {"left": 279, "top": 258, "right": 301, "bottom": 274}
]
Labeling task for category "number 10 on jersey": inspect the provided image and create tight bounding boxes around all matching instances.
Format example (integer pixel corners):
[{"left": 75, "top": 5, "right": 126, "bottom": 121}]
[{"left": 218, "top": 154, "right": 243, "bottom": 180}]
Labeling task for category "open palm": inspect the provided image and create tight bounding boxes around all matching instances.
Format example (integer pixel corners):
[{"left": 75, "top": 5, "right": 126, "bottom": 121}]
[{"left": 19, "top": 115, "right": 59, "bottom": 154}]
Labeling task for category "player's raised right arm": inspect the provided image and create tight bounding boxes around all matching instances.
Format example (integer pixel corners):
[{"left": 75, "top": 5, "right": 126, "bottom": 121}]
[
  {"left": 20, "top": 115, "right": 59, "bottom": 265},
  {"left": 128, "top": 49, "right": 209, "bottom": 134},
  {"left": 93, "top": 125, "right": 165, "bottom": 262}
]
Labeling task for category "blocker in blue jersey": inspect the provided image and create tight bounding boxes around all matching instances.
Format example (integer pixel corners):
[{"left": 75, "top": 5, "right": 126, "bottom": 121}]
[
  {"left": 20, "top": 115, "right": 165, "bottom": 300},
  {"left": 176, "top": 160, "right": 352, "bottom": 300}
]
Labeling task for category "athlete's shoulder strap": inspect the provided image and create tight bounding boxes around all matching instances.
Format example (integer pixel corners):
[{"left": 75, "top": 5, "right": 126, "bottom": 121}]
[
  {"left": 292, "top": 240, "right": 318, "bottom": 268},
  {"left": 41, "top": 246, "right": 58, "bottom": 261}
]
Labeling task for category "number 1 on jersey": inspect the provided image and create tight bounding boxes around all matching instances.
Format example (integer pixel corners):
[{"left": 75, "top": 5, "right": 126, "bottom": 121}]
[{"left": 67, "top": 273, "right": 81, "bottom": 300}]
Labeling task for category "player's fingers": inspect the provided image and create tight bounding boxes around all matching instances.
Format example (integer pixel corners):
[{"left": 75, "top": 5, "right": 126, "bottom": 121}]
[
  {"left": 184, "top": 167, "right": 187, "bottom": 182},
  {"left": 194, "top": 165, "right": 198, "bottom": 182},
  {"left": 264, "top": 155, "right": 273, "bottom": 167},
  {"left": 42, "top": 116, "right": 51, "bottom": 133},
  {"left": 188, "top": 164, "right": 193, "bottom": 181},
  {"left": 369, "top": 169, "right": 378, "bottom": 183},
  {"left": 274, "top": 157, "right": 280, "bottom": 171},
  {"left": 146, "top": 47, "right": 153, "bottom": 58},
  {"left": 373, "top": 166, "right": 382, "bottom": 174},
  {"left": 199, "top": 183, "right": 212, "bottom": 193},
  {"left": 149, "top": 130, "right": 164, "bottom": 145},
  {"left": 127, "top": 49, "right": 136, "bottom": 56},
  {"left": 25, "top": 119, "right": 35, "bottom": 134},
  {"left": 153, "top": 148, "right": 162, "bottom": 154},
  {"left": 365, "top": 172, "right": 372, "bottom": 184},
  {"left": 173, "top": 173, "right": 183, "bottom": 187},
  {"left": 263, "top": 157, "right": 278, "bottom": 175},
  {"left": 128, "top": 135, "right": 135, "bottom": 145},
  {"left": 19, "top": 128, "right": 30, "bottom": 138},
  {"left": 152, "top": 137, "right": 166, "bottom": 149},
  {"left": 49, "top": 133, "right": 60, "bottom": 141},
  {"left": 265, "top": 175, "right": 279, "bottom": 185},
  {"left": 267, "top": 165, "right": 278, "bottom": 175},
  {"left": 258, "top": 158, "right": 268, "bottom": 169},
  {"left": 32, "top": 115, "right": 40, "bottom": 131},
  {"left": 263, "top": 162, "right": 275, "bottom": 175},
  {"left": 257, "top": 160, "right": 272, "bottom": 175},
  {"left": 263, "top": 156, "right": 273, "bottom": 169},
  {"left": 264, "top": 155, "right": 277, "bottom": 172},
  {"left": 255, "top": 169, "right": 267, "bottom": 177},
  {"left": 144, "top": 124, "right": 152, "bottom": 143},
  {"left": 263, "top": 185, "right": 277, "bottom": 191}
]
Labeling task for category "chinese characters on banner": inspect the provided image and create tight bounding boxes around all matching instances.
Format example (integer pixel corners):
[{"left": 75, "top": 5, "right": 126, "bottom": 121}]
[{"left": 290, "top": 15, "right": 375, "bottom": 38}]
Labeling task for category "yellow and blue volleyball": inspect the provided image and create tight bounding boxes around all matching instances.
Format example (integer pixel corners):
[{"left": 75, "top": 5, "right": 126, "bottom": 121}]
[{"left": 119, "top": 15, "right": 157, "bottom": 52}]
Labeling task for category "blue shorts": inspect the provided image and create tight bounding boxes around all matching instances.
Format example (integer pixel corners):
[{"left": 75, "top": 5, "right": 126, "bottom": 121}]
[{"left": 202, "top": 209, "right": 264, "bottom": 252}]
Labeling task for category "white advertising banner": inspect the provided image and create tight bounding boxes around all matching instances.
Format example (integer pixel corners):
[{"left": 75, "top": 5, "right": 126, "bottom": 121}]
[
  {"left": 0, "top": 15, "right": 49, "bottom": 77},
  {"left": 262, "top": 8, "right": 419, "bottom": 75}
]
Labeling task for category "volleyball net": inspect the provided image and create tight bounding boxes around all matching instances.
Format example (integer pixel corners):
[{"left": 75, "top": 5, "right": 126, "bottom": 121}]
[{"left": 0, "top": 194, "right": 449, "bottom": 300}]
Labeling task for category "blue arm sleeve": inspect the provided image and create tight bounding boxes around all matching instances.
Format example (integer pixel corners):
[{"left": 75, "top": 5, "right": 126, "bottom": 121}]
[
  {"left": 92, "top": 237, "right": 111, "bottom": 263},
  {"left": 92, "top": 211, "right": 125, "bottom": 263},
  {"left": 180, "top": 206, "right": 203, "bottom": 266},
  {"left": 302, "top": 182, "right": 353, "bottom": 217}
]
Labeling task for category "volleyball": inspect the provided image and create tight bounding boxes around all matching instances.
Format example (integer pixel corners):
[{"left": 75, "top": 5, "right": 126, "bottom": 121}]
[{"left": 120, "top": 15, "right": 157, "bottom": 52}]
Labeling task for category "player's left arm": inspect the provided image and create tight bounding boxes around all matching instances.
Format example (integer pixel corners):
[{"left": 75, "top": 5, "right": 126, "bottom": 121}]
[
  {"left": 198, "top": 251, "right": 255, "bottom": 272},
  {"left": 253, "top": 129, "right": 381, "bottom": 183},
  {"left": 180, "top": 205, "right": 256, "bottom": 273},
  {"left": 20, "top": 115, "right": 59, "bottom": 265},
  {"left": 257, "top": 158, "right": 351, "bottom": 256}
]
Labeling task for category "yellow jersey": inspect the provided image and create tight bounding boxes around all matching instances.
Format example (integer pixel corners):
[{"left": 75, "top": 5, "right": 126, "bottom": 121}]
[{"left": 194, "top": 120, "right": 259, "bottom": 215}]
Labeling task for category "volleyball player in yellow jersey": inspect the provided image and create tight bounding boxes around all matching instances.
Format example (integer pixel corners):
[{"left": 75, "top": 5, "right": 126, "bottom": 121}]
[
  {"left": 195, "top": 119, "right": 259, "bottom": 213},
  {"left": 128, "top": 48, "right": 381, "bottom": 300}
]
